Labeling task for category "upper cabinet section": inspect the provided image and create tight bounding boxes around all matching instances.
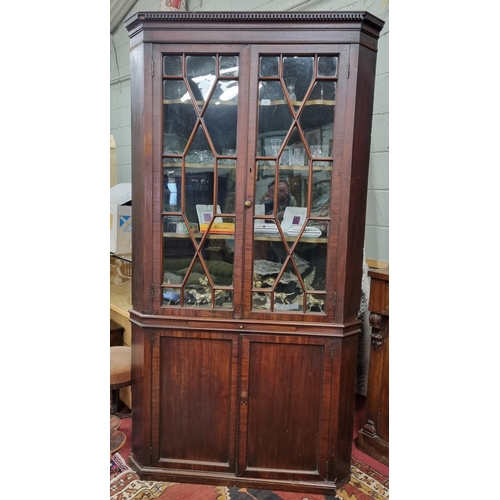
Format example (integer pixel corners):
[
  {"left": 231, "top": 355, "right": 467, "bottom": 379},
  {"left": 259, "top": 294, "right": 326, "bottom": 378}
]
[{"left": 125, "top": 12, "right": 384, "bottom": 325}]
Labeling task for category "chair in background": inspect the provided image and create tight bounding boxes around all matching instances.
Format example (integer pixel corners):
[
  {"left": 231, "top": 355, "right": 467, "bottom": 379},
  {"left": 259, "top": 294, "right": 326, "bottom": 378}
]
[{"left": 110, "top": 346, "right": 132, "bottom": 418}]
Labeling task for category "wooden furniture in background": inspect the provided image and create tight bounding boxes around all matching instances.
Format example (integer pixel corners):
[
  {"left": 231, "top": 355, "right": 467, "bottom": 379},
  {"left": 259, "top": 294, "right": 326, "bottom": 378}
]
[
  {"left": 110, "top": 346, "right": 132, "bottom": 418},
  {"left": 124, "top": 10, "right": 384, "bottom": 495},
  {"left": 356, "top": 267, "right": 389, "bottom": 465},
  {"left": 110, "top": 319, "right": 124, "bottom": 346},
  {"left": 110, "top": 254, "right": 133, "bottom": 409}
]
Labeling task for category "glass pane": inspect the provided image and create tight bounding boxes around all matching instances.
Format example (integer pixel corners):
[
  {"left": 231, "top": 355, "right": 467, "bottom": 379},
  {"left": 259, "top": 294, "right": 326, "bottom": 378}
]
[
  {"left": 186, "top": 55, "right": 216, "bottom": 110},
  {"left": 311, "top": 170, "right": 331, "bottom": 220},
  {"left": 163, "top": 79, "right": 188, "bottom": 102},
  {"left": 163, "top": 165, "right": 181, "bottom": 212},
  {"left": 274, "top": 260, "right": 302, "bottom": 311},
  {"left": 253, "top": 52, "right": 334, "bottom": 315},
  {"left": 283, "top": 56, "right": 313, "bottom": 111},
  {"left": 163, "top": 55, "right": 183, "bottom": 76},
  {"left": 200, "top": 234, "right": 235, "bottom": 283},
  {"left": 283, "top": 57, "right": 313, "bottom": 84},
  {"left": 253, "top": 259, "right": 285, "bottom": 310},
  {"left": 260, "top": 56, "right": 279, "bottom": 77},
  {"left": 308, "top": 224, "right": 329, "bottom": 283},
  {"left": 162, "top": 231, "right": 197, "bottom": 305},
  {"left": 251, "top": 246, "right": 325, "bottom": 313},
  {"left": 258, "top": 81, "right": 293, "bottom": 139},
  {"left": 305, "top": 292, "right": 326, "bottom": 313},
  {"left": 162, "top": 53, "right": 237, "bottom": 310},
  {"left": 221, "top": 168, "right": 236, "bottom": 216},
  {"left": 205, "top": 80, "right": 238, "bottom": 154},
  {"left": 163, "top": 80, "right": 197, "bottom": 154},
  {"left": 182, "top": 257, "right": 213, "bottom": 307},
  {"left": 252, "top": 291, "right": 271, "bottom": 310},
  {"left": 220, "top": 56, "right": 238, "bottom": 76},
  {"left": 184, "top": 126, "right": 215, "bottom": 226},
  {"left": 300, "top": 84, "right": 335, "bottom": 156},
  {"left": 163, "top": 215, "right": 187, "bottom": 234},
  {"left": 317, "top": 56, "right": 338, "bottom": 77}
]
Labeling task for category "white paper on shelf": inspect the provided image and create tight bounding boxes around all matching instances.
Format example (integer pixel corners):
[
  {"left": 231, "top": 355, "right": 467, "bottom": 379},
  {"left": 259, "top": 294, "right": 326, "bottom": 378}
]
[
  {"left": 287, "top": 226, "right": 322, "bottom": 238},
  {"left": 254, "top": 223, "right": 279, "bottom": 234}
]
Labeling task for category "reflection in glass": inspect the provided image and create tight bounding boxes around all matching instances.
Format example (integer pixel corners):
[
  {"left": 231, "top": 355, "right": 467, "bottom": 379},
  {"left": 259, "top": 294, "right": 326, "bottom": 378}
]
[
  {"left": 283, "top": 56, "right": 313, "bottom": 110},
  {"left": 285, "top": 77, "right": 296, "bottom": 101},
  {"left": 220, "top": 56, "right": 239, "bottom": 76},
  {"left": 264, "top": 138, "right": 282, "bottom": 157},
  {"left": 258, "top": 81, "right": 293, "bottom": 139},
  {"left": 250, "top": 243, "right": 326, "bottom": 314},
  {"left": 205, "top": 80, "right": 238, "bottom": 154},
  {"left": 163, "top": 215, "right": 184, "bottom": 234},
  {"left": 260, "top": 56, "right": 279, "bottom": 77},
  {"left": 186, "top": 55, "right": 216, "bottom": 110},
  {"left": 163, "top": 80, "right": 197, "bottom": 154},
  {"left": 317, "top": 56, "right": 338, "bottom": 77},
  {"left": 163, "top": 166, "right": 181, "bottom": 212},
  {"left": 162, "top": 53, "right": 237, "bottom": 310},
  {"left": 163, "top": 55, "right": 183, "bottom": 76},
  {"left": 252, "top": 291, "right": 271, "bottom": 310},
  {"left": 253, "top": 52, "right": 334, "bottom": 314},
  {"left": 289, "top": 145, "right": 305, "bottom": 166},
  {"left": 311, "top": 175, "right": 331, "bottom": 218},
  {"left": 163, "top": 79, "right": 188, "bottom": 102}
]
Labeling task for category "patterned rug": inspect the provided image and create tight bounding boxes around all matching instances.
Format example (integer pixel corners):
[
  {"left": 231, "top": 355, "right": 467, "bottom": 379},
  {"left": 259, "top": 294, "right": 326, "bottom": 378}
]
[{"left": 110, "top": 453, "right": 388, "bottom": 500}]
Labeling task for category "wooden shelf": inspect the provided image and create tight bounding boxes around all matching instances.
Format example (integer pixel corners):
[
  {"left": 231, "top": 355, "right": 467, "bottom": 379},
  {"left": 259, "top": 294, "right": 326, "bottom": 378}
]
[
  {"left": 162, "top": 162, "right": 332, "bottom": 171},
  {"left": 163, "top": 232, "right": 327, "bottom": 243},
  {"left": 162, "top": 99, "right": 335, "bottom": 106}
]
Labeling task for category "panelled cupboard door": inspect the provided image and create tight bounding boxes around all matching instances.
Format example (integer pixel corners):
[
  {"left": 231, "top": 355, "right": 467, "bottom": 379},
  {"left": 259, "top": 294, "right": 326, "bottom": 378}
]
[
  {"left": 152, "top": 43, "right": 351, "bottom": 323},
  {"left": 237, "top": 335, "right": 334, "bottom": 481},
  {"left": 150, "top": 330, "right": 239, "bottom": 472}
]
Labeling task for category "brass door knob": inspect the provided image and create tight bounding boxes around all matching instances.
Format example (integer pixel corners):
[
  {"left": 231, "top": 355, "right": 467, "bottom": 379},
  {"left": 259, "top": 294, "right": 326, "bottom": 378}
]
[{"left": 244, "top": 200, "right": 252, "bottom": 207}]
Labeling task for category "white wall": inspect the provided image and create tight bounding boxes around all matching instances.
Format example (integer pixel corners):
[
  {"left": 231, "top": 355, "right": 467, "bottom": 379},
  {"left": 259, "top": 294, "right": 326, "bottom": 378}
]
[
  {"left": 110, "top": 0, "right": 159, "bottom": 184},
  {"left": 110, "top": 0, "right": 389, "bottom": 263}
]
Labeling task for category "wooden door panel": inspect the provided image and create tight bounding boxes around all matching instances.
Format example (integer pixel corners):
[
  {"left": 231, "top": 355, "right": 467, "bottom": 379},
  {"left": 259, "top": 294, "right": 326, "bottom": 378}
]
[
  {"left": 238, "top": 335, "right": 332, "bottom": 480},
  {"left": 153, "top": 333, "right": 238, "bottom": 472}
]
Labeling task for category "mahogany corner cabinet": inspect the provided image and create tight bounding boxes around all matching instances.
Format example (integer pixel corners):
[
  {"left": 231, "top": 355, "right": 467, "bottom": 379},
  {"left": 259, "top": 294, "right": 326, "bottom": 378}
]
[{"left": 124, "top": 10, "right": 384, "bottom": 495}]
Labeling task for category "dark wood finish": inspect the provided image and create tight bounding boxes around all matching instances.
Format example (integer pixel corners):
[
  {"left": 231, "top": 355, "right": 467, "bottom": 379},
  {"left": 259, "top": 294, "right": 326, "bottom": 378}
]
[
  {"left": 110, "top": 319, "right": 124, "bottom": 346},
  {"left": 356, "top": 267, "right": 389, "bottom": 465},
  {"left": 125, "top": 11, "right": 383, "bottom": 495}
]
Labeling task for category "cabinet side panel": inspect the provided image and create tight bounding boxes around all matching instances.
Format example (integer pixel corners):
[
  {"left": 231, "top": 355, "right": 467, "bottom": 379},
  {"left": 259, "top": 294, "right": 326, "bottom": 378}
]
[
  {"left": 158, "top": 336, "right": 235, "bottom": 468},
  {"left": 130, "top": 41, "right": 154, "bottom": 313},
  {"left": 340, "top": 44, "right": 378, "bottom": 323},
  {"left": 131, "top": 323, "right": 149, "bottom": 465}
]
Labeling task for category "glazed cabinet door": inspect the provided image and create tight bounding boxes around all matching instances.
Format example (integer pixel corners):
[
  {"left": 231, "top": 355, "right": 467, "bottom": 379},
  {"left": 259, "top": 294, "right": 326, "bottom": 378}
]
[
  {"left": 154, "top": 44, "right": 249, "bottom": 317},
  {"left": 153, "top": 43, "right": 350, "bottom": 323},
  {"left": 150, "top": 329, "right": 240, "bottom": 472},
  {"left": 237, "top": 334, "right": 334, "bottom": 481},
  {"left": 244, "top": 45, "right": 349, "bottom": 321}
]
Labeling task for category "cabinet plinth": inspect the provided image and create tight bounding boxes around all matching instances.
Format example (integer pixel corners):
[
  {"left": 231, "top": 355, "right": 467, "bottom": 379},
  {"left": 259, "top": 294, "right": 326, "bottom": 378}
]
[{"left": 125, "top": 10, "right": 383, "bottom": 494}]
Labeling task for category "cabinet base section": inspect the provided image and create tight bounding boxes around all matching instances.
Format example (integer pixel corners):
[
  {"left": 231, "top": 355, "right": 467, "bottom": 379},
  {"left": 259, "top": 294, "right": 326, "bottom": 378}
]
[
  {"left": 129, "top": 454, "right": 348, "bottom": 495},
  {"left": 356, "top": 426, "right": 389, "bottom": 466}
]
